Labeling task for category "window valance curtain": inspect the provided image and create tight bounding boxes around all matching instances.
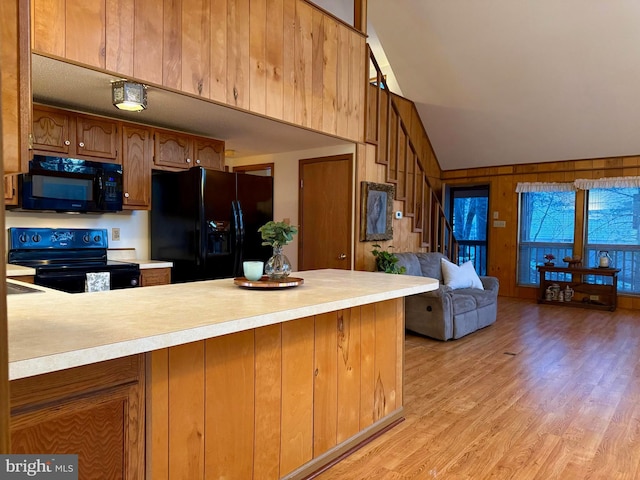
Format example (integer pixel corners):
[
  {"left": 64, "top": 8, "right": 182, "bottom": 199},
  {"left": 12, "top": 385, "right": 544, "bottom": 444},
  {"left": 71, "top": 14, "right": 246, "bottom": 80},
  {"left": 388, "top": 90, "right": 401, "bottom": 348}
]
[
  {"left": 515, "top": 182, "right": 575, "bottom": 193},
  {"left": 516, "top": 177, "right": 640, "bottom": 193},
  {"left": 573, "top": 176, "right": 640, "bottom": 190}
]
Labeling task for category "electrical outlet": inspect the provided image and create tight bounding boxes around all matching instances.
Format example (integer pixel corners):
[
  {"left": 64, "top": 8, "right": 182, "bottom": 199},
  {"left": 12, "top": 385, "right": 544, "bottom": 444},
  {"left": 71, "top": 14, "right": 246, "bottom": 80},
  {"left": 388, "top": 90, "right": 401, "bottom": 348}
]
[{"left": 112, "top": 227, "right": 121, "bottom": 241}]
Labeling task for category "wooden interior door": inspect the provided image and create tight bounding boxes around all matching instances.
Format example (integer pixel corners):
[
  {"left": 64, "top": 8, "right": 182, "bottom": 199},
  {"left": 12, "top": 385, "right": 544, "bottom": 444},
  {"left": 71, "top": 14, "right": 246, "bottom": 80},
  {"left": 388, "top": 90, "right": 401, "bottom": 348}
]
[{"left": 299, "top": 154, "right": 352, "bottom": 270}]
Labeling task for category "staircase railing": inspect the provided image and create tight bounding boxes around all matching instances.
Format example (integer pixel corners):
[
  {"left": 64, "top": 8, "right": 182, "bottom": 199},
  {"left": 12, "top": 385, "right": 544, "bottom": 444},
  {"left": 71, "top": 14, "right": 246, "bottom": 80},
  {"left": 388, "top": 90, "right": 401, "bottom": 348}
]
[{"left": 365, "top": 45, "right": 458, "bottom": 260}]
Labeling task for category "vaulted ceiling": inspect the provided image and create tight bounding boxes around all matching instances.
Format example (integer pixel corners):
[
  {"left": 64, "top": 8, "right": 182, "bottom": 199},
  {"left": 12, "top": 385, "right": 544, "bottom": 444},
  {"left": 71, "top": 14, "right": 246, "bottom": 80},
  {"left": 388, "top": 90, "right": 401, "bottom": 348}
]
[{"left": 366, "top": 1, "right": 640, "bottom": 171}]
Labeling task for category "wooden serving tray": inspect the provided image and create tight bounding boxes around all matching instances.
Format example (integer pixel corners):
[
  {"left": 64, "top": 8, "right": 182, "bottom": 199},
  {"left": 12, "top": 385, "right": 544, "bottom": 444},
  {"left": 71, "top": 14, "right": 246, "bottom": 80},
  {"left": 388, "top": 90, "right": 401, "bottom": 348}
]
[{"left": 233, "top": 276, "right": 304, "bottom": 289}]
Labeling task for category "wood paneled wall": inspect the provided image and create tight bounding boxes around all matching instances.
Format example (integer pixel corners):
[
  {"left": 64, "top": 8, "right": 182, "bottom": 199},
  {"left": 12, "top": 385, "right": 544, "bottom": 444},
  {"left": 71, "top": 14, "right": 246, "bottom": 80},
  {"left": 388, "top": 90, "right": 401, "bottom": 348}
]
[
  {"left": 442, "top": 156, "right": 640, "bottom": 310},
  {"left": 30, "top": 0, "right": 366, "bottom": 144},
  {"left": 147, "top": 299, "right": 404, "bottom": 479},
  {"left": 355, "top": 88, "right": 443, "bottom": 271}
]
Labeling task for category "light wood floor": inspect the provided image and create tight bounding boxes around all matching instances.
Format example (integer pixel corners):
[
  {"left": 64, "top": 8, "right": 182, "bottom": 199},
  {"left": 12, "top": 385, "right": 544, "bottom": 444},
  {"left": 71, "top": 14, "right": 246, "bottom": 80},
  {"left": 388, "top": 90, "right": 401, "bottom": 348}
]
[{"left": 315, "top": 297, "right": 640, "bottom": 479}]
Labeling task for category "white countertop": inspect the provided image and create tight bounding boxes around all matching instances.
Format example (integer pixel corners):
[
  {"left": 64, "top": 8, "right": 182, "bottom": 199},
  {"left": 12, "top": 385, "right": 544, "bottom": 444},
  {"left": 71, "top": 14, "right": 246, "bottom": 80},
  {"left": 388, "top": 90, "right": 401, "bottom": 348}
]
[
  {"left": 6, "top": 264, "right": 36, "bottom": 277},
  {"left": 7, "top": 269, "right": 438, "bottom": 381}
]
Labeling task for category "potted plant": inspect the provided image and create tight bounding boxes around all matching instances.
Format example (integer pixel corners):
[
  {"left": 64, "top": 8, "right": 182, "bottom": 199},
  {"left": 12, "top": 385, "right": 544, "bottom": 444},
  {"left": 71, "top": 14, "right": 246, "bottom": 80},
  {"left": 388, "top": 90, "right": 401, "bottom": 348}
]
[
  {"left": 543, "top": 253, "right": 555, "bottom": 266},
  {"left": 258, "top": 221, "right": 298, "bottom": 279},
  {"left": 372, "top": 244, "right": 406, "bottom": 274}
]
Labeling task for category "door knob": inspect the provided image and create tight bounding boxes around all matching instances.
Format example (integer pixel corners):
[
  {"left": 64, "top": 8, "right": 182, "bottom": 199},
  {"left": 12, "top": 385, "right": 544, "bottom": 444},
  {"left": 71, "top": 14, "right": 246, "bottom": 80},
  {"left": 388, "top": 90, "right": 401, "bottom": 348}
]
[{"left": 338, "top": 253, "right": 347, "bottom": 260}]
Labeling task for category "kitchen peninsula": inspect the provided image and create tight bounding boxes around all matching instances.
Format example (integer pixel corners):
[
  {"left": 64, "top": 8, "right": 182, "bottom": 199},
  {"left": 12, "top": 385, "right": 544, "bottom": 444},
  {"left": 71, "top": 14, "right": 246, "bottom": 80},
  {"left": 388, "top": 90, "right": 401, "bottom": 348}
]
[{"left": 7, "top": 269, "right": 438, "bottom": 480}]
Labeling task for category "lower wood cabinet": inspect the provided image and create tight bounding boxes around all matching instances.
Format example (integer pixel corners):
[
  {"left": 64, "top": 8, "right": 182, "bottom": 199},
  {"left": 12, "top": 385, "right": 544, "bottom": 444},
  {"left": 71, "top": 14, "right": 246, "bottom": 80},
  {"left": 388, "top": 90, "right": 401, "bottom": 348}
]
[
  {"left": 147, "top": 298, "right": 404, "bottom": 479},
  {"left": 140, "top": 267, "right": 172, "bottom": 286},
  {"left": 10, "top": 355, "right": 145, "bottom": 480}
]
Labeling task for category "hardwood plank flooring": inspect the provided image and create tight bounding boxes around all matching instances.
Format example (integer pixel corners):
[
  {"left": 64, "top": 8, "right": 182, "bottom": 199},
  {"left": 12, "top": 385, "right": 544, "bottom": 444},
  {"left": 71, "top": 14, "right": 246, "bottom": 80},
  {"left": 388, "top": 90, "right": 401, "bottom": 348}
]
[{"left": 314, "top": 297, "right": 640, "bottom": 479}]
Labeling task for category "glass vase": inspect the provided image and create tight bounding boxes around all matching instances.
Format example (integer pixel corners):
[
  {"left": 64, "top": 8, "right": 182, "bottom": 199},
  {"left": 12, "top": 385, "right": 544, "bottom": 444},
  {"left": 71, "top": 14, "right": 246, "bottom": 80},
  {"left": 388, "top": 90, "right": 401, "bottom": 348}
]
[{"left": 265, "top": 245, "right": 291, "bottom": 280}]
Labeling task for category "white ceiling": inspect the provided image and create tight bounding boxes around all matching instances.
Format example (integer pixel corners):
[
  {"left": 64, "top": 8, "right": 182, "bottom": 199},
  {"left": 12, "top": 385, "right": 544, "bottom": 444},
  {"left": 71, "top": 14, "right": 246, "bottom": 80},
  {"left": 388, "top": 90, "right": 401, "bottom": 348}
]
[
  {"left": 368, "top": 0, "right": 640, "bottom": 171},
  {"left": 32, "top": 55, "right": 350, "bottom": 159}
]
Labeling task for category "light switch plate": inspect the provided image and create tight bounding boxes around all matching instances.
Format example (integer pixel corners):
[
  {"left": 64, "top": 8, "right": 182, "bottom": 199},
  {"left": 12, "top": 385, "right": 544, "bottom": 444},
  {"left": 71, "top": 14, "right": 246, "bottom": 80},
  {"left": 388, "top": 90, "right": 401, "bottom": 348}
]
[
  {"left": 493, "top": 211, "right": 499, "bottom": 219},
  {"left": 493, "top": 220, "right": 506, "bottom": 228}
]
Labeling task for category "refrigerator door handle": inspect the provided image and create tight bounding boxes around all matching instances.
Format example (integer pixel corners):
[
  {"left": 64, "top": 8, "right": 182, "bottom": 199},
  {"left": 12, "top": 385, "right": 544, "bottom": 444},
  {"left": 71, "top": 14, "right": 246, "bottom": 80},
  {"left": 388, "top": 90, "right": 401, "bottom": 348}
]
[
  {"left": 231, "top": 201, "right": 242, "bottom": 276},
  {"left": 236, "top": 200, "right": 245, "bottom": 244}
]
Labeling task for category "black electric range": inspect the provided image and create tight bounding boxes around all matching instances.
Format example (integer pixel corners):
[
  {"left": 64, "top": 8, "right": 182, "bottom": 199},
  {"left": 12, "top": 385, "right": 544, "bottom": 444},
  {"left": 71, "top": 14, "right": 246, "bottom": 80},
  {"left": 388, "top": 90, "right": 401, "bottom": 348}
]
[{"left": 8, "top": 227, "right": 140, "bottom": 293}]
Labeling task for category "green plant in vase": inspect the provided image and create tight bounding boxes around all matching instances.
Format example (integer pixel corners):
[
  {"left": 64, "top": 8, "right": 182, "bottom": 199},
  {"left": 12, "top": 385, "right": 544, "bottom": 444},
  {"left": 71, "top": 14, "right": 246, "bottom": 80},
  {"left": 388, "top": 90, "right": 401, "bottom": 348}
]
[
  {"left": 371, "top": 244, "right": 406, "bottom": 274},
  {"left": 258, "top": 221, "right": 298, "bottom": 279}
]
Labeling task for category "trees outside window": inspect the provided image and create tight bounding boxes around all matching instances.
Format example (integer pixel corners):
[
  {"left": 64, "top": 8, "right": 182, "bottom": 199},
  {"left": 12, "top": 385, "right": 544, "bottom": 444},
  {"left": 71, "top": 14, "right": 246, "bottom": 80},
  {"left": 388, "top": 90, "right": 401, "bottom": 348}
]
[
  {"left": 518, "top": 191, "right": 575, "bottom": 285},
  {"left": 450, "top": 186, "right": 489, "bottom": 275},
  {"left": 586, "top": 188, "right": 640, "bottom": 293}
]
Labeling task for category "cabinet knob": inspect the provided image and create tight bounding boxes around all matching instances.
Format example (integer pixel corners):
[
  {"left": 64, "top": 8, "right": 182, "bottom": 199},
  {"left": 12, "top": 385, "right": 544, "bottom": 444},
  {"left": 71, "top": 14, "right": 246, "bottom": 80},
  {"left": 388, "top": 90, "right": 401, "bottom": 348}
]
[
  {"left": 338, "top": 253, "right": 347, "bottom": 260},
  {"left": 78, "top": 142, "right": 85, "bottom": 148},
  {"left": 196, "top": 159, "right": 201, "bottom": 164},
  {"left": 124, "top": 192, "right": 130, "bottom": 198},
  {"left": 186, "top": 158, "right": 192, "bottom": 163},
  {"left": 64, "top": 140, "right": 71, "bottom": 146}
]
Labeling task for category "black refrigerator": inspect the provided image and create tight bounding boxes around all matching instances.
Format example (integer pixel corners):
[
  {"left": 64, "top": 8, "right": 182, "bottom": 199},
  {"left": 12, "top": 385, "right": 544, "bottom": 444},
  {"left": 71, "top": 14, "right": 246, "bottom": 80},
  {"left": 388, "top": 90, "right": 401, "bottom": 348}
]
[{"left": 151, "top": 167, "right": 273, "bottom": 282}]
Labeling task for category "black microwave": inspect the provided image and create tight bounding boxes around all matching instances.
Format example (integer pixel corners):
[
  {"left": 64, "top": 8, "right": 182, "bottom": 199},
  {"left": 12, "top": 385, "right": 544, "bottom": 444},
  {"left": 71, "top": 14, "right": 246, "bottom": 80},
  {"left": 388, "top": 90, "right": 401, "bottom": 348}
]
[{"left": 16, "top": 155, "right": 123, "bottom": 213}]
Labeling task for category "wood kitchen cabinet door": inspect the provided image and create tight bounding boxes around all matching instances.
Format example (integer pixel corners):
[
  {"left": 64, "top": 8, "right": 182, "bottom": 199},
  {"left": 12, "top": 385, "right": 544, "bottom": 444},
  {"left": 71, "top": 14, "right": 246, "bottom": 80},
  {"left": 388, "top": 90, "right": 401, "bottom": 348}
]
[
  {"left": 76, "top": 114, "right": 120, "bottom": 161},
  {"left": 154, "top": 130, "right": 193, "bottom": 170},
  {"left": 10, "top": 356, "right": 145, "bottom": 480},
  {"left": 140, "top": 268, "right": 172, "bottom": 286},
  {"left": 193, "top": 138, "right": 224, "bottom": 170},
  {"left": 4, "top": 175, "right": 18, "bottom": 206},
  {"left": 1, "top": 0, "right": 31, "bottom": 175},
  {"left": 122, "top": 125, "right": 152, "bottom": 209},
  {"left": 32, "top": 106, "right": 73, "bottom": 155}
]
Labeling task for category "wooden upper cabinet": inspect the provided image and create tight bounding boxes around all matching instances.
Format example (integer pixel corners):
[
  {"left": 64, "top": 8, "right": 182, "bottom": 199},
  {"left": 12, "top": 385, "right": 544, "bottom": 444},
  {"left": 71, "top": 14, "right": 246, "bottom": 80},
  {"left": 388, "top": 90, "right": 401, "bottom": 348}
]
[
  {"left": 193, "top": 138, "right": 224, "bottom": 170},
  {"left": 154, "top": 130, "right": 193, "bottom": 170},
  {"left": 154, "top": 130, "right": 225, "bottom": 171},
  {"left": 122, "top": 125, "right": 152, "bottom": 209},
  {"left": 76, "top": 114, "right": 119, "bottom": 161},
  {"left": 32, "top": 107, "right": 73, "bottom": 155},
  {"left": 32, "top": 107, "right": 120, "bottom": 162}
]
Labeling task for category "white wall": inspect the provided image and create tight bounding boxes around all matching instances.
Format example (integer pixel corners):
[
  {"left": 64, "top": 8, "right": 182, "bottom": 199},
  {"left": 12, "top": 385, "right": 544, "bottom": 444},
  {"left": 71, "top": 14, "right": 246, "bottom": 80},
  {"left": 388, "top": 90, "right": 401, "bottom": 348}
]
[
  {"left": 5, "top": 210, "right": 149, "bottom": 259},
  {"left": 228, "top": 144, "right": 356, "bottom": 270}
]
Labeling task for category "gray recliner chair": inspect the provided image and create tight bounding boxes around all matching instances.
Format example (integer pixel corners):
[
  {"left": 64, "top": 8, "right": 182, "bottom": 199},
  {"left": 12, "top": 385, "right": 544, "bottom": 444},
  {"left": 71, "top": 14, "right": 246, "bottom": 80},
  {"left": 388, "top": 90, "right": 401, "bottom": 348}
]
[{"left": 395, "top": 252, "right": 499, "bottom": 340}]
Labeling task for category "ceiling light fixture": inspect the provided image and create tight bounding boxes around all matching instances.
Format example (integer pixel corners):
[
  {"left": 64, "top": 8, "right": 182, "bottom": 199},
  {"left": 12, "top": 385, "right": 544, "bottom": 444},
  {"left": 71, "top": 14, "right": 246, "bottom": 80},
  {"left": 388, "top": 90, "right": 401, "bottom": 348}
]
[{"left": 112, "top": 80, "right": 147, "bottom": 112}]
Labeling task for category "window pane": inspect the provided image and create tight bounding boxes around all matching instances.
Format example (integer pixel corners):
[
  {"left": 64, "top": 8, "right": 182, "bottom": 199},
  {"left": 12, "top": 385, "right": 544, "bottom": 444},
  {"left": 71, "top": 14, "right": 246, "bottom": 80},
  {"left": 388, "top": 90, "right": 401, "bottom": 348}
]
[
  {"left": 452, "top": 197, "right": 488, "bottom": 241},
  {"left": 520, "top": 191, "right": 575, "bottom": 243},
  {"left": 518, "top": 191, "right": 575, "bottom": 286},
  {"left": 587, "top": 188, "right": 639, "bottom": 244},
  {"left": 586, "top": 187, "right": 640, "bottom": 293}
]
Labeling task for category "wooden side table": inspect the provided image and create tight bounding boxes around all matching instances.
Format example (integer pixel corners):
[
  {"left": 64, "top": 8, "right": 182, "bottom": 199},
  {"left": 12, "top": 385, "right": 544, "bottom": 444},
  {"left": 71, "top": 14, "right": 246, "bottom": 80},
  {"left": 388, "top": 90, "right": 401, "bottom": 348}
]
[{"left": 537, "top": 265, "right": 620, "bottom": 311}]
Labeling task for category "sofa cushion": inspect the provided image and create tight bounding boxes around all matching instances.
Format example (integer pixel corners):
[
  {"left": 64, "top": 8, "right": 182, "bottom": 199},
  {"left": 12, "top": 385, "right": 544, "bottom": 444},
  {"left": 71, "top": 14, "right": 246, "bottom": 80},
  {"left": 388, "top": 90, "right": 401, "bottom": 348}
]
[
  {"left": 441, "top": 258, "right": 484, "bottom": 290},
  {"left": 415, "top": 252, "right": 446, "bottom": 281},
  {"left": 451, "top": 293, "right": 477, "bottom": 315},
  {"left": 394, "top": 253, "right": 423, "bottom": 277},
  {"left": 457, "top": 288, "right": 495, "bottom": 308}
]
